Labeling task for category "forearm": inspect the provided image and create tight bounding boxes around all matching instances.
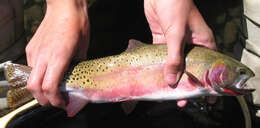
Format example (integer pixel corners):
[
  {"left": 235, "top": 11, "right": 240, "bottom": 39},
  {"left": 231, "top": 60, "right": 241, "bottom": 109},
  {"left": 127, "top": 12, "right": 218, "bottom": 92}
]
[
  {"left": 26, "top": 0, "right": 90, "bottom": 107},
  {"left": 44, "top": 0, "right": 90, "bottom": 59},
  {"left": 144, "top": 0, "right": 193, "bottom": 44},
  {"left": 45, "top": 0, "right": 89, "bottom": 33},
  {"left": 188, "top": 3, "right": 208, "bottom": 31}
]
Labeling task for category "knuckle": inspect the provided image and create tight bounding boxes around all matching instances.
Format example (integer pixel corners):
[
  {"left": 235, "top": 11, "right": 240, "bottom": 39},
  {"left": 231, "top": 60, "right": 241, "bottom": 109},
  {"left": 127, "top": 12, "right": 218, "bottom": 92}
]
[
  {"left": 42, "top": 82, "right": 58, "bottom": 96},
  {"left": 46, "top": 92, "right": 64, "bottom": 107},
  {"left": 42, "top": 84, "right": 52, "bottom": 93},
  {"left": 39, "top": 101, "right": 49, "bottom": 106},
  {"left": 25, "top": 45, "right": 32, "bottom": 54},
  {"left": 26, "top": 82, "right": 38, "bottom": 92},
  {"left": 51, "top": 100, "right": 63, "bottom": 107},
  {"left": 25, "top": 47, "right": 33, "bottom": 60}
]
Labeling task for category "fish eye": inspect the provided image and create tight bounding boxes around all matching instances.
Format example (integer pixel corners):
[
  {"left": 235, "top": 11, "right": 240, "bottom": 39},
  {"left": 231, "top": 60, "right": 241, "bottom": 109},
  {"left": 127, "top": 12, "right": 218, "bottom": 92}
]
[{"left": 239, "top": 68, "right": 247, "bottom": 75}]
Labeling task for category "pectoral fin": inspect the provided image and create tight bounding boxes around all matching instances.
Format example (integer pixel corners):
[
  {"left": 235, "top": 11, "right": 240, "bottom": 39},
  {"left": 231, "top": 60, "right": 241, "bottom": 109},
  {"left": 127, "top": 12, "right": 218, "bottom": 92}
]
[{"left": 184, "top": 71, "right": 204, "bottom": 87}]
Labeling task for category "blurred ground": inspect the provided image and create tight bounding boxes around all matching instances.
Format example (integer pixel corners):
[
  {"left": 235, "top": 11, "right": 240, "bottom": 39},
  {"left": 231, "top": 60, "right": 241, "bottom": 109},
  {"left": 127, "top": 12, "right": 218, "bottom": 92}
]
[{"left": 3, "top": 0, "right": 259, "bottom": 128}]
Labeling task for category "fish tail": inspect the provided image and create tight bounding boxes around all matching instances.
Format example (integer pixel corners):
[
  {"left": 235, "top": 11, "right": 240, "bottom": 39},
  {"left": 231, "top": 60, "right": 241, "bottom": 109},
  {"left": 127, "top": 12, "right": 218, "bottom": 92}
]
[{"left": 3, "top": 62, "right": 31, "bottom": 88}]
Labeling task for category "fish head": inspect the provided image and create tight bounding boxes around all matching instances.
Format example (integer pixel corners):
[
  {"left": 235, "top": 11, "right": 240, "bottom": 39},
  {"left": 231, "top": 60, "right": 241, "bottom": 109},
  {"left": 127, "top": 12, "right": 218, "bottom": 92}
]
[{"left": 209, "top": 58, "right": 255, "bottom": 96}]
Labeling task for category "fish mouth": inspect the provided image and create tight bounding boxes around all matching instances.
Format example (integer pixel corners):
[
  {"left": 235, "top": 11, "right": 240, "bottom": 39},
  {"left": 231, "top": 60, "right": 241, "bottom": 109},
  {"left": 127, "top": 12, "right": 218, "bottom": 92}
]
[{"left": 225, "top": 75, "right": 255, "bottom": 95}]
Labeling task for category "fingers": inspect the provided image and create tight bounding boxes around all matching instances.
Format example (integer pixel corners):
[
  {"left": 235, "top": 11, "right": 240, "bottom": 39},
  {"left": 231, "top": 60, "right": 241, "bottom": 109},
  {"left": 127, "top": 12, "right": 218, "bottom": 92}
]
[
  {"left": 26, "top": 49, "right": 70, "bottom": 108},
  {"left": 27, "top": 60, "right": 49, "bottom": 106},
  {"left": 164, "top": 26, "right": 186, "bottom": 86},
  {"left": 190, "top": 28, "right": 216, "bottom": 50},
  {"left": 42, "top": 59, "right": 68, "bottom": 108},
  {"left": 177, "top": 100, "right": 188, "bottom": 107},
  {"left": 145, "top": 0, "right": 191, "bottom": 86}
]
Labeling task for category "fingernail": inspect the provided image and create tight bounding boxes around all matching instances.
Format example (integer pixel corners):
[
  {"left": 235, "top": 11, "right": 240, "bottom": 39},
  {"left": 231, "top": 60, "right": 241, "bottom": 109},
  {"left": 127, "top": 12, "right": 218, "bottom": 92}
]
[{"left": 166, "top": 73, "right": 181, "bottom": 87}]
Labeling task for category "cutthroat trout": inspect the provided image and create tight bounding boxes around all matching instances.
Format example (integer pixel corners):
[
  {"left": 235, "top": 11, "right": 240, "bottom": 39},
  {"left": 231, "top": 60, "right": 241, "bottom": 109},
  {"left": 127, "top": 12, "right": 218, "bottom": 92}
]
[{"left": 0, "top": 39, "right": 255, "bottom": 117}]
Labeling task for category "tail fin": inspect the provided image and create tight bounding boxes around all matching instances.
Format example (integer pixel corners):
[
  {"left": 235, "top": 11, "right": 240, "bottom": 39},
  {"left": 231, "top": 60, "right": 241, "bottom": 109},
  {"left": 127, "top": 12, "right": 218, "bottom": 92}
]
[{"left": 3, "top": 62, "right": 31, "bottom": 88}]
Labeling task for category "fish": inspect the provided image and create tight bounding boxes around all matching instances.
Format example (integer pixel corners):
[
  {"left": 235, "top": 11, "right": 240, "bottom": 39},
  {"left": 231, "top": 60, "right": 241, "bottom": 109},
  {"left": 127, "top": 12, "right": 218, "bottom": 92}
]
[{"left": 0, "top": 39, "right": 255, "bottom": 117}]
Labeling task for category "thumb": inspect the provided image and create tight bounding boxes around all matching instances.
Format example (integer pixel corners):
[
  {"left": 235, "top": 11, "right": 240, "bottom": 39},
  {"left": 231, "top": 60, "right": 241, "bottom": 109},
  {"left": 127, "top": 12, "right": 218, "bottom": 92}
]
[
  {"left": 163, "top": 24, "right": 186, "bottom": 87},
  {"left": 164, "top": 32, "right": 185, "bottom": 87},
  {"left": 164, "top": 49, "right": 184, "bottom": 87}
]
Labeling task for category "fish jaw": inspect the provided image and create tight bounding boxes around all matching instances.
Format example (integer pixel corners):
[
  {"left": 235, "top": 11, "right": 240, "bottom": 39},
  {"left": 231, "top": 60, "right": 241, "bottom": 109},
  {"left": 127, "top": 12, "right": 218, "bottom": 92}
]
[{"left": 220, "top": 74, "right": 255, "bottom": 95}]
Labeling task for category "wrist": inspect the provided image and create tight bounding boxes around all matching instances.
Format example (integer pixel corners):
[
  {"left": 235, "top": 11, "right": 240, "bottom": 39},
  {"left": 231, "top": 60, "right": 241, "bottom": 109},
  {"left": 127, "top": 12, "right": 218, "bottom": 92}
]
[
  {"left": 45, "top": 0, "right": 89, "bottom": 30},
  {"left": 188, "top": 3, "right": 207, "bottom": 29},
  {"left": 46, "top": 0, "right": 87, "bottom": 7}
]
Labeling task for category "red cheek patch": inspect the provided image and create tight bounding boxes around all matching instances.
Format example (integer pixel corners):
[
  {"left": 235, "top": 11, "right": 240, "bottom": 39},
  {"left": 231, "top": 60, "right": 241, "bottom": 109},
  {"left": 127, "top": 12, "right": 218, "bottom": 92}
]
[
  {"left": 211, "top": 66, "right": 223, "bottom": 84},
  {"left": 211, "top": 61, "right": 228, "bottom": 85}
]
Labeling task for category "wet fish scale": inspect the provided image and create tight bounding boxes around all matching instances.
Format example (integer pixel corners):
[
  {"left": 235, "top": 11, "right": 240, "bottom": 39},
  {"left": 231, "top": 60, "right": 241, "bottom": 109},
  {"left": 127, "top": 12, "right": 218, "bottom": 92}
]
[{"left": 66, "top": 44, "right": 167, "bottom": 89}]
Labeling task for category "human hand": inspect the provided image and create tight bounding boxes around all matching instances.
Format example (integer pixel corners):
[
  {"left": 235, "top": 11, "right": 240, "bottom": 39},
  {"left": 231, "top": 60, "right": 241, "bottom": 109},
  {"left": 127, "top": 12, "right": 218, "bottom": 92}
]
[
  {"left": 26, "top": 0, "right": 89, "bottom": 108},
  {"left": 144, "top": 0, "right": 216, "bottom": 107}
]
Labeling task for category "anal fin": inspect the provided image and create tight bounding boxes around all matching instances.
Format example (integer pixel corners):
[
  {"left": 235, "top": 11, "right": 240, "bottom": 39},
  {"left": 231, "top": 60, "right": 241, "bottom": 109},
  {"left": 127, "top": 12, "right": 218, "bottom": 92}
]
[{"left": 65, "top": 93, "right": 88, "bottom": 117}]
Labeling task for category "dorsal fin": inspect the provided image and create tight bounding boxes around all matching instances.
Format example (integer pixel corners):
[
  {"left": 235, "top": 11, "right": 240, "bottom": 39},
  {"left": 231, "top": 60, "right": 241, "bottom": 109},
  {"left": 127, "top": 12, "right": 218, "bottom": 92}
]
[{"left": 126, "top": 39, "right": 146, "bottom": 51}]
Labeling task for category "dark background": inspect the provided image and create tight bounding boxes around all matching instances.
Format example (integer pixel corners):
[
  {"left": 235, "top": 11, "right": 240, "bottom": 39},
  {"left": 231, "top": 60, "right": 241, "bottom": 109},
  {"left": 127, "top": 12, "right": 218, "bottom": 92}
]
[{"left": 5, "top": 0, "right": 260, "bottom": 128}]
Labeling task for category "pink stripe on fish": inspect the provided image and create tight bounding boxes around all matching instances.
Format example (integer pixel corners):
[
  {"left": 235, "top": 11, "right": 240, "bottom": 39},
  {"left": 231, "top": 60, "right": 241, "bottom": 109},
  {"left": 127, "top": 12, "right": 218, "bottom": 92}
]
[{"left": 79, "top": 65, "right": 201, "bottom": 102}]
